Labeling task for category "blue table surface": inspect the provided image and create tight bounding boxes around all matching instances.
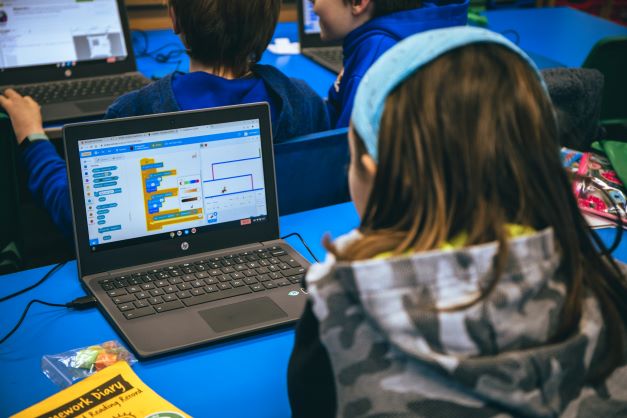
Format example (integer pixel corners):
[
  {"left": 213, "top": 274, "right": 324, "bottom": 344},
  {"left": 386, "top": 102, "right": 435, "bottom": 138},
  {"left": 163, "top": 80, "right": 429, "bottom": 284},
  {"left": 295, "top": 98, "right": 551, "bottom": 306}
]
[
  {"left": 0, "top": 203, "right": 361, "bottom": 417},
  {"left": 136, "top": 8, "right": 627, "bottom": 98},
  {"left": 1, "top": 200, "right": 626, "bottom": 416}
]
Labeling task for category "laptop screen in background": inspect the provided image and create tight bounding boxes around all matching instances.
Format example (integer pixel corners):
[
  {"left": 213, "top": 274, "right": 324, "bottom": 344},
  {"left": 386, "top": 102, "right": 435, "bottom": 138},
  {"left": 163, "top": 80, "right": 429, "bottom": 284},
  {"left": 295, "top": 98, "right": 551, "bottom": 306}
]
[
  {"left": 78, "top": 119, "right": 268, "bottom": 252},
  {"left": 302, "top": 0, "right": 322, "bottom": 35},
  {"left": 0, "top": 0, "right": 128, "bottom": 70}
]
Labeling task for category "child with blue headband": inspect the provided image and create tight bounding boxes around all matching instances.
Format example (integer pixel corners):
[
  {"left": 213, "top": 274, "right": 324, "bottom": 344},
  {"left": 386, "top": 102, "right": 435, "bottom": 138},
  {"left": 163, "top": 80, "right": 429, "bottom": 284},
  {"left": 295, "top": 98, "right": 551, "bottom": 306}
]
[{"left": 288, "top": 27, "right": 627, "bottom": 417}]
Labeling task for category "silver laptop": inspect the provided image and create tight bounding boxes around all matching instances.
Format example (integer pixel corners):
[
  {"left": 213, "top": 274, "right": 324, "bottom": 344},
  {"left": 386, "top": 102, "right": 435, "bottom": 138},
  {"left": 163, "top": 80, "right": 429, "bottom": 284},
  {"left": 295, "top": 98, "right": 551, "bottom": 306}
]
[
  {"left": 0, "top": 0, "right": 148, "bottom": 122},
  {"left": 64, "top": 103, "right": 309, "bottom": 358},
  {"left": 297, "top": 0, "right": 343, "bottom": 74}
]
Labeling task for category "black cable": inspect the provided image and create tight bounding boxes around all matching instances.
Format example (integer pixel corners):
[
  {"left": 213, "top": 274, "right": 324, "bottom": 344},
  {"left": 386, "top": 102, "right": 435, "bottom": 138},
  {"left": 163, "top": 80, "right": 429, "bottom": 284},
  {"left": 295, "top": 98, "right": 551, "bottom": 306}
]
[
  {"left": 281, "top": 232, "right": 320, "bottom": 263},
  {"left": 0, "top": 262, "right": 66, "bottom": 303},
  {"left": 133, "top": 29, "right": 185, "bottom": 77},
  {"left": 0, "top": 296, "right": 97, "bottom": 344}
]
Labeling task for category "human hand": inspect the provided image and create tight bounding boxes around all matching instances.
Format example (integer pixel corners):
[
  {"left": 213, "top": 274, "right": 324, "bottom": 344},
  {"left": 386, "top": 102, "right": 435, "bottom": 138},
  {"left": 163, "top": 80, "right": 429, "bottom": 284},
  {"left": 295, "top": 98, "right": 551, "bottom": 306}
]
[{"left": 0, "top": 89, "right": 45, "bottom": 145}]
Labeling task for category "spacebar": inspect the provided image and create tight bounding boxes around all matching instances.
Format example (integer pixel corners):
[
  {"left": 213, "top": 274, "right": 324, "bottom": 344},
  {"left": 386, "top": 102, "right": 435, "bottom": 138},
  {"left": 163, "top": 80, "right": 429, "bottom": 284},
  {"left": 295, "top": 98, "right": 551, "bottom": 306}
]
[{"left": 182, "top": 287, "right": 252, "bottom": 307}]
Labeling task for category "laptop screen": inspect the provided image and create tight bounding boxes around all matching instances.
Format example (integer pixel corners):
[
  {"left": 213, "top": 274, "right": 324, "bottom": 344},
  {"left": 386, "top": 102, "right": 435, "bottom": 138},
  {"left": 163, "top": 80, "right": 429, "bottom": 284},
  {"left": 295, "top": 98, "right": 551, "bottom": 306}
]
[
  {"left": 302, "top": 0, "right": 322, "bottom": 35},
  {"left": 0, "top": 0, "right": 128, "bottom": 71},
  {"left": 78, "top": 118, "right": 268, "bottom": 252}
]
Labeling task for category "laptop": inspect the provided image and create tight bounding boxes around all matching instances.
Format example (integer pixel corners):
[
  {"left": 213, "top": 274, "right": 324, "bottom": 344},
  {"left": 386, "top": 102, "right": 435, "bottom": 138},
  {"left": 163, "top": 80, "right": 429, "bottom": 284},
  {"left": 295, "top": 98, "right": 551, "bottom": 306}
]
[
  {"left": 64, "top": 103, "right": 309, "bottom": 358},
  {"left": 297, "top": 0, "right": 343, "bottom": 74},
  {"left": 0, "top": 0, "right": 149, "bottom": 123}
]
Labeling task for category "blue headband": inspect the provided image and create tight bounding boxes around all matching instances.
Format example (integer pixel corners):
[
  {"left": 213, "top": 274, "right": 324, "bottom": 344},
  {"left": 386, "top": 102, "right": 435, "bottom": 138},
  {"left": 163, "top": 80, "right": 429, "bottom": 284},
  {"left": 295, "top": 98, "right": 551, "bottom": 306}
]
[{"left": 351, "top": 26, "right": 547, "bottom": 162}]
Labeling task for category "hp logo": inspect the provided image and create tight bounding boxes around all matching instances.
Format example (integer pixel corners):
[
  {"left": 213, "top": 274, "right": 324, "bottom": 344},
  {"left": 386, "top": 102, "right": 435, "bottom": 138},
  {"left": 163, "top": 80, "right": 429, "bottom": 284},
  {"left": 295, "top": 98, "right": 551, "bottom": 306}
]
[{"left": 181, "top": 242, "right": 189, "bottom": 251}]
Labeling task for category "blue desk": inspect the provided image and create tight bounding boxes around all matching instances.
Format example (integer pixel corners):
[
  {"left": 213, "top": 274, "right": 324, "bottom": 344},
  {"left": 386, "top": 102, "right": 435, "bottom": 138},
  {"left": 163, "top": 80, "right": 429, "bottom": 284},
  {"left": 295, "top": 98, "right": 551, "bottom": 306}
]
[
  {"left": 484, "top": 7, "right": 627, "bottom": 67},
  {"left": 0, "top": 203, "right": 360, "bottom": 417},
  {"left": 136, "top": 8, "right": 627, "bottom": 99},
  {"left": 1, "top": 201, "right": 625, "bottom": 416}
]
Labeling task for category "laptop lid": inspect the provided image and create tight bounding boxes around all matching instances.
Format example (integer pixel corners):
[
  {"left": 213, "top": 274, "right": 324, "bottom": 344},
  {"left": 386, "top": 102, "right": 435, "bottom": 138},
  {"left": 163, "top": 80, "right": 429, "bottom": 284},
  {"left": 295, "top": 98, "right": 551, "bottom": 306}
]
[
  {"left": 0, "top": 0, "right": 137, "bottom": 86},
  {"left": 64, "top": 104, "right": 279, "bottom": 277},
  {"left": 297, "top": 0, "right": 341, "bottom": 49}
]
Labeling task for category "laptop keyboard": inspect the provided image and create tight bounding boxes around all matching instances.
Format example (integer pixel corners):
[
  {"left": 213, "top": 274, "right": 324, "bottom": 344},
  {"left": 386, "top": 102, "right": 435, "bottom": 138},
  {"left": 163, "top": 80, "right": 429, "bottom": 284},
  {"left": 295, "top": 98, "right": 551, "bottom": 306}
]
[
  {"left": 98, "top": 246, "right": 306, "bottom": 320},
  {"left": 13, "top": 74, "right": 149, "bottom": 105},
  {"left": 312, "top": 48, "right": 343, "bottom": 65}
]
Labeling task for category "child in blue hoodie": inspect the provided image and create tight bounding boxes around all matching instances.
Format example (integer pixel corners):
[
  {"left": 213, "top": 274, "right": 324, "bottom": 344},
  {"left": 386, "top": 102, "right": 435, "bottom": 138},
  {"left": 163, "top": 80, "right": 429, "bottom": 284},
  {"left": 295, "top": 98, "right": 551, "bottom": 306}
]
[
  {"left": 0, "top": 0, "right": 329, "bottom": 240},
  {"left": 312, "top": 0, "right": 469, "bottom": 128}
]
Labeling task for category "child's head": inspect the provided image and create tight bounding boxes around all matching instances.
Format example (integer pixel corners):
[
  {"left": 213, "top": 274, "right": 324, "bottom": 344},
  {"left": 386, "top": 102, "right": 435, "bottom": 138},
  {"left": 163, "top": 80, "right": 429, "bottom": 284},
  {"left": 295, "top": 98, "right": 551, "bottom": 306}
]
[
  {"left": 168, "top": 0, "right": 280, "bottom": 77},
  {"left": 313, "top": 0, "right": 422, "bottom": 41},
  {"left": 341, "top": 27, "right": 627, "bottom": 378}
]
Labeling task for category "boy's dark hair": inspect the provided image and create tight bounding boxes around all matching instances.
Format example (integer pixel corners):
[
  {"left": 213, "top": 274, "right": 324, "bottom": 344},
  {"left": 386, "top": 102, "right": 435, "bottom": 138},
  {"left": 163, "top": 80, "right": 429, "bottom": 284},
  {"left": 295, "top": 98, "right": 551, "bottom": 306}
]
[
  {"left": 343, "top": 0, "right": 423, "bottom": 18},
  {"left": 169, "top": 0, "right": 280, "bottom": 77}
]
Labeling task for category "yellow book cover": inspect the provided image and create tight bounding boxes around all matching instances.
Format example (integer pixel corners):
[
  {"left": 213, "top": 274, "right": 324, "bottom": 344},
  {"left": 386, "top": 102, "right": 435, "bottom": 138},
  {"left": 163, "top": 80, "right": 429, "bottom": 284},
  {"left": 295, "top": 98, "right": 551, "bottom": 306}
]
[{"left": 12, "top": 361, "right": 190, "bottom": 418}]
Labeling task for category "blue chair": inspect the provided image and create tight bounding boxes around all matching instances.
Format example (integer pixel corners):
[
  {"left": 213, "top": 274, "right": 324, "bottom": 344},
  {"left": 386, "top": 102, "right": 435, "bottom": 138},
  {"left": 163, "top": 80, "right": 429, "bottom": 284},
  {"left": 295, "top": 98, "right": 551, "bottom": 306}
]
[{"left": 274, "top": 128, "right": 350, "bottom": 215}]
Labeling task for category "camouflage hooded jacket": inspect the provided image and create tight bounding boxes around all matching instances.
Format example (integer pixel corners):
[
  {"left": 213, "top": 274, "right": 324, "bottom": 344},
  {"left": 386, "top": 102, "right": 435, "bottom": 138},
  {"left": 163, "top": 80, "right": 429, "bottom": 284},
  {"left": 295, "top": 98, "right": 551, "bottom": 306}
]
[{"left": 305, "top": 228, "right": 627, "bottom": 417}]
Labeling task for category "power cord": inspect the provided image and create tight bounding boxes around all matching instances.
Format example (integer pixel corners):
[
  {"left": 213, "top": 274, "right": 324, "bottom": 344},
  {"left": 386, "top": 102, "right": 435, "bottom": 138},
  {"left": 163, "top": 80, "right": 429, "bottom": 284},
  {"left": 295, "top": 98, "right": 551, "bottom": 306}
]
[
  {"left": 281, "top": 232, "right": 320, "bottom": 263},
  {"left": 0, "top": 296, "right": 97, "bottom": 344},
  {"left": 0, "top": 261, "right": 66, "bottom": 303},
  {"left": 133, "top": 30, "right": 186, "bottom": 78}
]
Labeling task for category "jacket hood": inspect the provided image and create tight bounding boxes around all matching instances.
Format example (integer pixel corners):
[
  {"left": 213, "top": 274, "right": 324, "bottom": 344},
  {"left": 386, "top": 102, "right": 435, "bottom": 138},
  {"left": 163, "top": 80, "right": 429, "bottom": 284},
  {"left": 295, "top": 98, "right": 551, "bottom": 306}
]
[
  {"left": 307, "top": 228, "right": 627, "bottom": 417},
  {"left": 343, "top": 0, "right": 470, "bottom": 58}
]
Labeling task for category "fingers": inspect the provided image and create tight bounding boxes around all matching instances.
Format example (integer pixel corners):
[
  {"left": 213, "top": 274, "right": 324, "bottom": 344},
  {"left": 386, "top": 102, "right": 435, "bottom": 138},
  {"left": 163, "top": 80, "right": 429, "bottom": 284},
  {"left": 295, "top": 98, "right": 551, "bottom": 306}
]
[{"left": 3, "top": 88, "right": 21, "bottom": 100}]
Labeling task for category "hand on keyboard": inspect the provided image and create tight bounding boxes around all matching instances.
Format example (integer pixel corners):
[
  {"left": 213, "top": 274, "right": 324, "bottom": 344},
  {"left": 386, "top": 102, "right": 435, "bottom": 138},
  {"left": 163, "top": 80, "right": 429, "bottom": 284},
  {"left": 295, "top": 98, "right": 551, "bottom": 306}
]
[{"left": 0, "top": 88, "right": 45, "bottom": 145}]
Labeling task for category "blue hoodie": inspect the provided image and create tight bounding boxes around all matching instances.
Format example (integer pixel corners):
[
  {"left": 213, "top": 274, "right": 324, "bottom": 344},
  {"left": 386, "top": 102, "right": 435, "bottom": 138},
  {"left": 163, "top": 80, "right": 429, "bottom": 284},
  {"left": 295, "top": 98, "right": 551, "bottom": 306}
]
[
  {"left": 328, "top": 0, "right": 469, "bottom": 128},
  {"left": 22, "top": 65, "right": 330, "bottom": 239}
]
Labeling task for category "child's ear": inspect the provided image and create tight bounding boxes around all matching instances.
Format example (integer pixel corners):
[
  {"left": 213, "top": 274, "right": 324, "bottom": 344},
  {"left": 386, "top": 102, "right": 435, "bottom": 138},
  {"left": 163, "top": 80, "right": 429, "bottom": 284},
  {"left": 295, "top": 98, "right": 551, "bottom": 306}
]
[
  {"left": 169, "top": 6, "right": 180, "bottom": 34},
  {"left": 351, "top": 0, "right": 374, "bottom": 17}
]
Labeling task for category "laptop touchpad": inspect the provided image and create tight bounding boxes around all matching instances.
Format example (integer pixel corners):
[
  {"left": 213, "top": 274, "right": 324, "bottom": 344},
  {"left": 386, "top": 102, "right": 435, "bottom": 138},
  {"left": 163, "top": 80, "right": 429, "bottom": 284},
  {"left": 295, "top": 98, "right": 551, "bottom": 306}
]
[{"left": 199, "top": 297, "right": 288, "bottom": 333}]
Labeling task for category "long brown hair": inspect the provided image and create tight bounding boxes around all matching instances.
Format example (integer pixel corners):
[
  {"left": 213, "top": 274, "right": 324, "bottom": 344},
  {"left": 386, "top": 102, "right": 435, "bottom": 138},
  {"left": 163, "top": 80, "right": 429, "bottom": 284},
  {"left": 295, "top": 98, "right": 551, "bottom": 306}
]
[{"left": 333, "top": 44, "right": 627, "bottom": 379}]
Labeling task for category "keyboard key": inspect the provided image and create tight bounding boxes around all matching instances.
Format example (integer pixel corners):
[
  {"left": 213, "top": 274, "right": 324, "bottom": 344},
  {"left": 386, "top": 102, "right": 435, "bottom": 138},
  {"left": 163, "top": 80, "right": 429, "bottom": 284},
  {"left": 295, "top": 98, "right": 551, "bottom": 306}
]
[
  {"left": 263, "top": 282, "right": 278, "bottom": 289},
  {"left": 136, "top": 292, "right": 150, "bottom": 300},
  {"left": 177, "top": 291, "right": 192, "bottom": 299},
  {"left": 195, "top": 272, "right": 209, "bottom": 279},
  {"left": 134, "top": 300, "right": 150, "bottom": 308},
  {"left": 164, "top": 286, "right": 178, "bottom": 294},
  {"left": 124, "top": 306, "right": 155, "bottom": 320},
  {"left": 276, "top": 279, "right": 291, "bottom": 287},
  {"left": 118, "top": 303, "right": 134, "bottom": 312},
  {"left": 221, "top": 266, "right": 235, "bottom": 274},
  {"left": 218, "top": 282, "right": 232, "bottom": 290},
  {"left": 282, "top": 267, "right": 307, "bottom": 277},
  {"left": 231, "top": 280, "right": 245, "bottom": 287},
  {"left": 183, "top": 274, "right": 196, "bottom": 282},
  {"left": 113, "top": 294, "right": 136, "bottom": 304},
  {"left": 258, "top": 274, "right": 271, "bottom": 282},
  {"left": 169, "top": 277, "right": 183, "bottom": 285},
  {"left": 107, "top": 289, "right": 127, "bottom": 297},
  {"left": 205, "top": 277, "right": 219, "bottom": 285},
  {"left": 140, "top": 283, "right": 155, "bottom": 290},
  {"left": 154, "top": 300, "right": 184, "bottom": 313},
  {"left": 148, "top": 289, "right": 164, "bottom": 298},
  {"left": 191, "top": 288, "right": 204, "bottom": 296},
  {"left": 148, "top": 297, "right": 163, "bottom": 305},
  {"left": 204, "top": 285, "right": 218, "bottom": 293},
  {"left": 250, "top": 284, "right": 264, "bottom": 292},
  {"left": 269, "top": 272, "right": 282, "bottom": 280},
  {"left": 191, "top": 280, "right": 204, "bottom": 288},
  {"left": 127, "top": 285, "right": 141, "bottom": 293},
  {"left": 244, "top": 277, "right": 258, "bottom": 285},
  {"left": 102, "top": 283, "right": 115, "bottom": 291},
  {"left": 156, "top": 279, "right": 169, "bottom": 287},
  {"left": 163, "top": 294, "right": 176, "bottom": 302},
  {"left": 183, "top": 286, "right": 252, "bottom": 307},
  {"left": 243, "top": 270, "right": 256, "bottom": 277},
  {"left": 209, "top": 269, "right": 222, "bottom": 276},
  {"left": 177, "top": 283, "right": 191, "bottom": 290}
]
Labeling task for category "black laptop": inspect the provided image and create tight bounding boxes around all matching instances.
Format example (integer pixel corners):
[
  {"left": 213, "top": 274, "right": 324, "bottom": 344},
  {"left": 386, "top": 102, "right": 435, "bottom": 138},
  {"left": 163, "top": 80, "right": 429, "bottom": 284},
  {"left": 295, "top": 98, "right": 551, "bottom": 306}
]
[
  {"left": 297, "top": 0, "right": 343, "bottom": 74},
  {"left": 64, "top": 103, "right": 309, "bottom": 358},
  {"left": 0, "top": 0, "right": 148, "bottom": 123}
]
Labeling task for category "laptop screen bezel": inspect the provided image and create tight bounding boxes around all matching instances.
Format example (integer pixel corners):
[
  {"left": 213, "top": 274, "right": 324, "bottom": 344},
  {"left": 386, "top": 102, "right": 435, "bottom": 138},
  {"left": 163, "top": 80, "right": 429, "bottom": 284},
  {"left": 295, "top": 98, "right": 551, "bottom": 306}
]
[
  {"left": 64, "top": 104, "right": 280, "bottom": 277},
  {"left": 297, "top": 0, "right": 342, "bottom": 49},
  {"left": 0, "top": 0, "right": 138, "bottom": 86}
]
